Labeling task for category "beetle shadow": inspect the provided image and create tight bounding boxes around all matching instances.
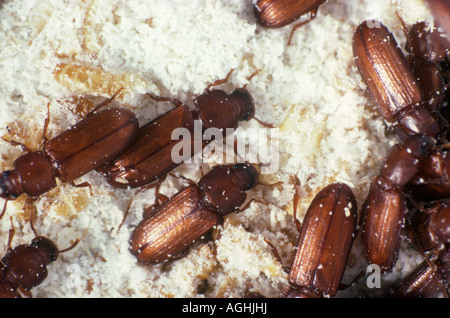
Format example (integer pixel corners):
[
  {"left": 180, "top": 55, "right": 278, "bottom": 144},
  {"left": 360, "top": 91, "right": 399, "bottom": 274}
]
[{"left": 240, "top": 1, "right": 258, "bottom": 26}]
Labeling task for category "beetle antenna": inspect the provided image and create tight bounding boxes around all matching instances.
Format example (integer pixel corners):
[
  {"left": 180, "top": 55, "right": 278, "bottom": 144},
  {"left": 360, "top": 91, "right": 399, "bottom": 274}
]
[
  {"left": 290, "top": 175, "right": 302, "bottom": 232},
  {"left": 58, "top": 239, "right": 80, "bottom": 254},
  {"left": 87, "top": 87, "right": 124, "bottom": 117},
  {"left": 434, "top": 142, "right": 450, "bottom": 150},
  {"left": 29, "top": 203, "right": 39, "bottom": 237},
  {"left": 1, "top": 136, "right": 33, "bottom": 154},
  {"left": 42, "top": 101, "right": 51, "bottom": 147},
  {"left": 395, "top": 11, "right": 412, "bottom": 50},
  {"left": 287, "top": 8, "right": 318, "bottom": 46},
  {"left": 117, "top": 196, "right": 134, "bottom": 233},
  {"left": 0, "top": 200, "right": 7, "bottom": 219},
  {"left": 253, "top": 116, "right": 277, "bottom": 128},
  {"left": 6, "top": 217, "right": 15, "bottom": 252},
  {"left": 147, "top": 93, "right": 184, "bottom": 107},
  {"left": 204, "top": 69, "right": 235, "bottom": 92},
  {"left": 242, "top": 69, "right": 261, "bottom": 89}
]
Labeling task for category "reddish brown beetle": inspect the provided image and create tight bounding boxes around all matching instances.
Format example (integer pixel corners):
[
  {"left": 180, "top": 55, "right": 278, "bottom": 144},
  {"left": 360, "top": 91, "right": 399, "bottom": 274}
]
[
  {"left": 97, "top": 78, "right": 255, "bottom": 189},
  {"left": 129, "top": 163, "right": 258, "bottom": 264},
  {"left": 0, "top": 103, "right": 138, "bottom": 207},
  {"left": 426, "top": 0, "right": 450, "bottom": 38},
  {"left": 400, "top": 18, "right": 450, "bottom": 117},
  {"left": 405, "top": 21, "right": 450, "bottom": 66},
  {"left": 353, "top": 21, "right": 441, "bottom": 139},
  {"left": 388, "top": 253, "right": 449, "bottom": 298},
  {"left": 0, "top": 221, "right": 79, "bottom": 298},
  {"left": 361, "top": 134, "right": 436, "bottom": 273},
  {"left": 406, "top": 200, "right": 450, "bottom": 257},
  {"left": 254, "top": 0, "right": 327, "bottom": 45},
  {"left": 282, "top": 183, "right": 358, "bottom": 298},
  {"left": 407, "top": 149, "right": 450, "bottom": 201}
]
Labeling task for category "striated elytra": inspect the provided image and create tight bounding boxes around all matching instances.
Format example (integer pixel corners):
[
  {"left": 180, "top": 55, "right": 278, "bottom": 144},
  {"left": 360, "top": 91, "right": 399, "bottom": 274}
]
[
  {"left": 352, "top": 21, "right": 440, "bottom": 139},
  {"left": 0, "top": 107, "right": 138, "bottom": 201},
  {"left": 130, "top": 163, "right": 259, "bottom": 264},
  {"left": 98, "top": 88, "right": 255, "bottom": 189},
  {"left": 284, "top": 183, "right": 357, "bottom": 298}
]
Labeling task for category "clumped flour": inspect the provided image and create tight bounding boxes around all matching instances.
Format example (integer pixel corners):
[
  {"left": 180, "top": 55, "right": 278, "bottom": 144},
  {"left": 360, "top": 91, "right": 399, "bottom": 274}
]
[{"left": 0, "top": 0, "right": 436, "bottom": 297}]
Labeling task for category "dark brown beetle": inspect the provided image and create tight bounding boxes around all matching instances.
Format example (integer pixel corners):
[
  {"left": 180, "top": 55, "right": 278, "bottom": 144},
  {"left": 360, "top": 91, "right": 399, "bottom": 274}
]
[
  {"left": 406, "top": 21, "right": 450, "bottom": 66},
  {"left": 388, "top": 253, "right": 449, "bottom": 298},
  {"left": 391, "top": 18, "right": 450, "bottom": 201},
  {"left": 426, "top": 0, "right": 450, "bottom": 38},
  {"left": 353, "top": 21, "right": 441, "bottom": 139},
  {"left": 407, "top": 149, "right": 450, "bottom": 201},
  {"left": 400, "top": 19, "right": 450, "bottom": 119},
  {"left": 282, "top": 183, "right": 358, "bottom": 298},
  {"left": 0, "top": 101, "right": 138, "bottom": 207},
  {"left": 0, "top": 222, "right": 79, "bottom": 298},
  {"left": 406, "top": 200, "right": 450, "bottom": 256},
  {"left": 361, "top": 134, "right": 436, "bottom": 273},
  {"left": 254, "top": 0, "right": 327, "bottom": 45},
  {"left": 97, "top": 76, "right": 255, "bottom": 189},
  {"left": 129, "top": 163, "right": 258, "bottom": 264}
]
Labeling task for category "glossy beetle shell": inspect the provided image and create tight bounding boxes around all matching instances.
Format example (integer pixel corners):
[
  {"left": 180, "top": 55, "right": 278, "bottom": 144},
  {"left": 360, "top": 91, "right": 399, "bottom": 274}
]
[
  {"left": 426, "top": 0, "right": 450, "bottom": 37},
  {"left": 0, "top": 236, "right": 58, "bottom": 294},
  {"left": 12, "top": 151, "right": 56, "bottom": 197},
  {"left": 407, "top": 21, "right": 450, "bottom": 65},
  {"left": 130, "top": 185, "right": 220, "bottom": 264},
  {"left": 287, "top": 183, "right": 357, "bottom": 298},
  {"left": 407, "top": 200, "right": 450, "bottom": 254},
  {"left": 195, "top": 89, "right": 255, "bottom": 132},
  {"left": 407, "top": 150, "right": 450, "bottom": 201},
  {"left": 45, "top": 107, "right": 138, "bottom": 183},
  {"left": 254, "top": 0, "right": 326, "bottom": 28},
  {"left": 99, "top": 89, "right": 255, "bottom": 189},
  {"left": 98, "top": 105, "right": 198, "bottom": 188},
  {"left": 361, "top": 135, "right": 435, "bottom": 273},
  {"left": 361, "top": 176, "right": 407, "bottom": 273},
  {"left": 353, "top": 21, "right": 440, "bottom": 138},
  {"left": 389, "top": 259, "right": 447, "bottom": 298},
  {"left": 130, "top": 164, "right": 258, "bottom": 264},
  {"left": 0, "top": 107, "right": 138, "bottom": 200}
]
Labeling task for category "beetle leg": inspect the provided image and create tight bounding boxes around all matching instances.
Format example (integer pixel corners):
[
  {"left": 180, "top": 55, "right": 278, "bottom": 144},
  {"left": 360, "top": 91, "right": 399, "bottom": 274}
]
[
  {"left": 147, "top": 93, "right": 184, "bottom": 107},
  {"left": 290, "top": 175, "right": 302, "bottom": 232},
  {"left": 243, "top": 69, "right": 261, "bottom": 89},
  {"left": 204, "top": 69, "right": 235, "bottom": 92},
  {"left": 259, "top": 180, "right": 284, "bottom": 190},
  {"left": 337, "top": 270, "right": 365, "bottom": 291},
  {"left": 86, "top": 87, "right": 124, "bottom": 117},
  {"left": 6, "top": 217, "right": 15, "bottom": 252},
  {"left": 236, "top": 198, "right": 269, "bottom": 215},
  {"left": 58, "top": 239, "right": 80, "bottom": 254},
  {"left": 117, "top": 182, "right": 169, "bottom": 231},
  {"left": 160, "top": 247, "right": 192, "bottom": 271},
  {"left": 41, "top": 101, "right": 51, "bottom": 147},
  {"left": 28, "top": 201, "right": 38, "bottom": 237},
  {"left": 263, "top": 237, "right": 290, "bottom": 273},
  {"left": 17, "top": 285, "right": 32, "bottom": 298},
  {"left": 1, "top": 136, "right": 33, "bottom": 154},
  {"left": 142, "top": 194, "right": 170, "bottom": 219},
  {"left": 287, "top": 7, "right": 318, "bottom": 46},
  {"left": 68, "top": 180, "right": 93, "bottom": 196},
  {"left": 168, "top": 172, "right": 196, "bottom": 187},
  {"left": 0, "top": 200, "right": 7, "bottom": 219},
  {"left": 116, "top": 197, "right": 134, "bottom": 232}
]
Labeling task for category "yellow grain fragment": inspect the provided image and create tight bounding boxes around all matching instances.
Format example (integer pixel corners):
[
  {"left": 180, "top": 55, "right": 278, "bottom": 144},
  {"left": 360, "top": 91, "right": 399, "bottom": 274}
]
[{"left": 53, "top": 63, "right": 147, "bottom": 98}]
